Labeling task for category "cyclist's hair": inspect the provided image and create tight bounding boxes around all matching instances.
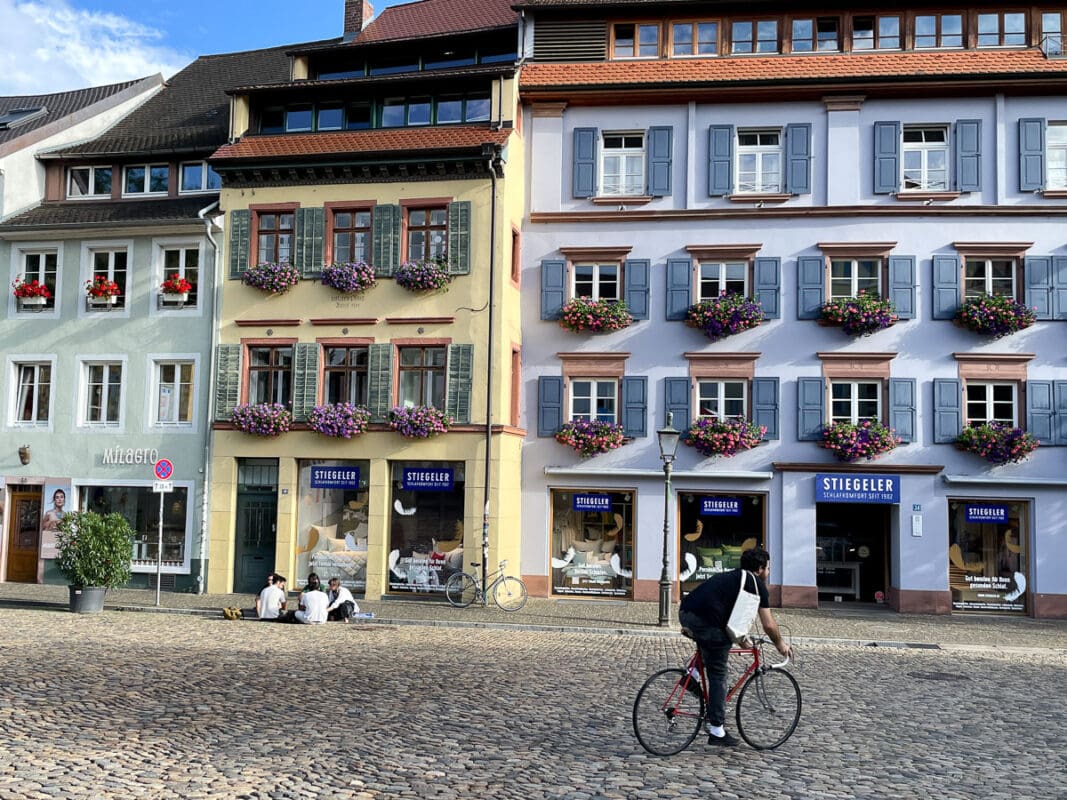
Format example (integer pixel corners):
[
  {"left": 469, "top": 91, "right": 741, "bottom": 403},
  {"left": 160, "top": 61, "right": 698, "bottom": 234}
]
[{"left": 740, "top": 547, "right": 770, "bottom": 572}]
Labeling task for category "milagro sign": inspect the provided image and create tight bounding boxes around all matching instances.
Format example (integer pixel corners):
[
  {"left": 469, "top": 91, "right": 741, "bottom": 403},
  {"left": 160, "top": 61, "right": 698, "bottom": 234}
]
[{"left": 101, "top": 447, "right": 160, "bottom": 466}]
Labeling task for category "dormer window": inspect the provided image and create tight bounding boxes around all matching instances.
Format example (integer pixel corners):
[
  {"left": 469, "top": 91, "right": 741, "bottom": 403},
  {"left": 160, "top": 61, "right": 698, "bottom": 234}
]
[
  {"left": 180, "top": 162, "right": 221, "bottom": 193},
  {"left": 612, "top": 23, "right": 660, "bottom": 58},
  {"left": 68, "top": 166, "right": 112, "bottom": 198},
  {"left": 852, "top": 15, "right": 901, "bottom": 50},
  {"left": 791, "top": 17, "right": 839, "bottom": 52},
  {"left": 731, "top": 19, "right": 779, "bottom": 53},
  {"left": 0, "top": 106, "right": 46, "bottom": 130},
  {"left": 123, "top": 164, "right": 168, "bottom": 196},
  {"left": 977, "top": 12, "right": 1026, "bottom": 47},
  {"left": 671, "top": 21, "right": 719, "bottom": 56},
  {"left": 914, "top": 14, "right": 963, "bottom": 48}
]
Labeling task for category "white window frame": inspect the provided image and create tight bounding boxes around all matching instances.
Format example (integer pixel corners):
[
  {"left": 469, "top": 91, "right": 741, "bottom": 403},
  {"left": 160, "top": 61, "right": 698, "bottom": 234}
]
[
  {"left": 901, "top": 126, "right": 949, "bottom": 191},
  {"left": 696, "top": 379, "right": 747, "bottom": 420},
  {"left": 5, "top": 355, "right": 56, "bottom": 431},
  {"left": 829, "top": 258, "right": 882, "bottom": 299},
  {"left": 178, "top": 161, "right": 221, "bottom": 194},
  {"left": 697, "top": 261, "right": 747, "bottom": 301},
  {"left": 9, "top": 242, "right": 62, "bottom": 319},
  {"left": 965, "top": 382, "right": 1018, "bottom": 427},
  {"left": 735, "top": 128, "right": 783, "bottom": 193},
  {"left": 67, "top": 165, "right": 112, "bottom": 199},
  {"left": 571, "top": 262, "right": 621, "bottom": 302},
  {"left": 1046, "top": 122, "right": 1067, "bottom": 190},
  {"left": 150, "top": 236, "right": 206, "bottom": 317},
  {"left": 830, "top": 380, "right": 882, "bottom": 424},
  {"left": 568, "top": 378, "right": 618, "bottom": 423},
  {"left": 963, "top": 258, "right": 1016, "bottom": 299},
  {"left": 600, "top": 131, "right": 646, "bottom": 196},
  {"left": 77, "top": 354, "right": 127, "bottom": 431},
  {"left": 147, "top": 353, "right": 200, "bottom": 432},
  {"left": 122, "top": 163, "right": 169, "bottom": 197},
  {"left": 79, "top": 240, "right": 133, "bottom": 319}
]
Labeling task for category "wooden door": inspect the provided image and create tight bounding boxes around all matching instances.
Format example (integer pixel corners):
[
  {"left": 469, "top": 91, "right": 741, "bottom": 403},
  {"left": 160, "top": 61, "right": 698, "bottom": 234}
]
[{"left": 6, "top": 491, "right": 42, "bottom": 583}]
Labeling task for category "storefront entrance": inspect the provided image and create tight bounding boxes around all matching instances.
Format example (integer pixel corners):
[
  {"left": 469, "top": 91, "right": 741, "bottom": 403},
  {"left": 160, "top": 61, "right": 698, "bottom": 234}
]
[
  {"left": 233, "top": 459, "right": 278, "bottom": 594},
  {"left": 5, "top": 489, "right": 41, "bottom": 583},
  {"left": 816, "top": 503, "right": 890, "bottom": 604},
  {"left": 948, "top": 499, "right": 1029, "bottom": 614}
]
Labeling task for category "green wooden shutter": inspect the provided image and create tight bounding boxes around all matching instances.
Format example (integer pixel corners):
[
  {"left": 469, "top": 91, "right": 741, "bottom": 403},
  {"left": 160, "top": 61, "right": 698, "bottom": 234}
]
[
  {"left": 371, "top": 204, "right": 401, "bottom": 277},
  {"left": 292, "top": 343, "right": 320, "bottom": 421},
  {"left": 227, "top": 210, "right": 251, "bottom": 278},
  {"left": 446, "top": 343, "right": 474, "bottom": 423},
  {"left": 447, "top": 201, "right": 471, "bottom": 275},
  {"left": 294, "top": 207, "right": 325, "bottom": 278},
  {"left": 213, "top": 344, "right": 242, "bottom": 421},
  {"left": 367, "top": 343, "right": 394, "bottom": 421}
]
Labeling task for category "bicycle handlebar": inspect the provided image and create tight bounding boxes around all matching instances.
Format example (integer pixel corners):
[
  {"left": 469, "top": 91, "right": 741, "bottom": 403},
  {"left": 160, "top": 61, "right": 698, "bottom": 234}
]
[{"left": 750, "top": 636, "right": 792, "bottom": 669}]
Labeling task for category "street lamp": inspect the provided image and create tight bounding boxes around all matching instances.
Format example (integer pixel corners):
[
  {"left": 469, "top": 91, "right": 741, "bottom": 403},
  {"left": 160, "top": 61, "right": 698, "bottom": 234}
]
[{"left": 657, "top": 411, "right": 681, "bottom": 627}]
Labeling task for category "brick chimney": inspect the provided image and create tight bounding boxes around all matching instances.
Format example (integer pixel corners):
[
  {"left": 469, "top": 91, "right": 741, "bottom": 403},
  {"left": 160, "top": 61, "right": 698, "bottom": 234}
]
[{"left": 344, "top": 0, "right": 374, "bottom": 41}]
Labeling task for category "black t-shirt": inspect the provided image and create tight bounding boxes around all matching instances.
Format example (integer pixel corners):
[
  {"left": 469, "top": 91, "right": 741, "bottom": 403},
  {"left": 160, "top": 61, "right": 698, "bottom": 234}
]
[{"left": 680, "top": 568, "right": 769, "bottom": 629}]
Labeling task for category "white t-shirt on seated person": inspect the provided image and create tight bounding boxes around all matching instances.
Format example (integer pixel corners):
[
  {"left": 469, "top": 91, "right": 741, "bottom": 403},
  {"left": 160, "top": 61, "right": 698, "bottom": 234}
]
[
  {"left": 295, "top": 589, "right": 328, "bottom": 624},
  {"left": 257, "top": 584, "right": 286, "bottom": 619}
]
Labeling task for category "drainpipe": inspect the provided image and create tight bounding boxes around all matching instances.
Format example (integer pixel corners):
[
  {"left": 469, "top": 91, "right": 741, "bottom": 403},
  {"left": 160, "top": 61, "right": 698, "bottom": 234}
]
[
  {"left": 481, "top": 145, "right": 504, "bottom": 592},
  {"left": 197, "top": 199, "right": 221, "bottom": 594}
]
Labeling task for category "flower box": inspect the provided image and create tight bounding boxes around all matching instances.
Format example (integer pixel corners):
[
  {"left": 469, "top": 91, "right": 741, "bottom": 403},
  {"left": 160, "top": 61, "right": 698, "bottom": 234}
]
[
  {"left": 820, "top": 420, "right": 901, "bottom": 462},
  {"left": 558, "top": 297, "right": 632, "bottom": 333},
  {"left": 322, "top": 261, "right": 377, "bottom": 295},
  {"left": 231, "top": 403, "right": 292, "bottom": 437},
  {"left": 394, "top": 260, "right": 452, "bottom": 292},
  {"left": 387, "top": 405, "right": 452, "bottom": 438},
  {"left": 242, "top": 263, "right": 301, "bottom": 295},
  {"left": 87, "top": 295, "right": 117, "bottom": 306},
  {"left": 955, "top": 423, "right": 1039, "bottom": 465},
  {"left": 953, "top": 295, "right": 1036, "bottom": 338},
  {"left": 554, "top": 419, "right": 626, "bottom": 457},
  {"left": 682, "top": 417, "right": 766, "bottom": 457},
  {"left": 684, "top": 294, "right": 764, "bottom": 341},
  {"left": 18, "top": 295, "right": 47, "bottom": 307},
  {"left": 11, "top": 276, "right": 52, "bottom": 304},
  {"left": 307, "top": 403, "right": 371, "bottom": 438},
  {"left": 160, "top": 273, "right": 193, "bottom": 295},
  {"left": 85, "top": 274, "right": 121, "bottom": 308},
  {"left": 819, "top": 293, "right": 897, "bottom": 337},
  {"left": 161, "top": 291, "right": 190, "bottom": 304}
]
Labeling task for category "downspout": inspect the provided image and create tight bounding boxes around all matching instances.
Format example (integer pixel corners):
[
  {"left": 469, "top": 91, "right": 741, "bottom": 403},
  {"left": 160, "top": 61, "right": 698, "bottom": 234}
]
[
  {"left": 481, "top": 146, "right": 504, "bottom": 592},
  {"left": 197, "top": 199, "right": 221, "bottom": 594}
]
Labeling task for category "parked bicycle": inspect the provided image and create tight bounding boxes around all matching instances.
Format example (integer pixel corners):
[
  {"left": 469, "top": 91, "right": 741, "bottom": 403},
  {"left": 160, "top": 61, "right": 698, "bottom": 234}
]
[
  {"left": 633, "top": 630, "right": 801, "bottom": 755},
  {"left": 445, "top": 559, "right": 528, "bottom": 612}
]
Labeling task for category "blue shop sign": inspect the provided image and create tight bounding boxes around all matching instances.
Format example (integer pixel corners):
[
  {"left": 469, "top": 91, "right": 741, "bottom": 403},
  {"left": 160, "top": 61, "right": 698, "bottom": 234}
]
[
  {"left": 310, "top": 466, "right": 361, "bottom": 490},
  {"left": 573, "top": 493, "right": 612, "bottom": 512},
  {"left": 402, "top": 467, "right": 454, "bottom": 491},
  {"left": 815, "top": 473, "right": 900, "bottom": 504},
  {"left": 700, "top": 497, "right": 742, "bottom": 516},
  {"left": 966, "top": 504, "right": 1009, "bottom": 524}
]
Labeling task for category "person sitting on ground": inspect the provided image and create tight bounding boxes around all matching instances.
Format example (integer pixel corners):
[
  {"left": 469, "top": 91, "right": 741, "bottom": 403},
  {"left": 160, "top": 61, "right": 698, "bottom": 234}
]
[
  {"left": 256, "top": 574, "right": 287, "bottom": 620},
  {"left": 294, "top": 574, "right": 329, "bottom": 624},
  {"left": 326, "top": 577, "right": 358, "bottom": 622}
]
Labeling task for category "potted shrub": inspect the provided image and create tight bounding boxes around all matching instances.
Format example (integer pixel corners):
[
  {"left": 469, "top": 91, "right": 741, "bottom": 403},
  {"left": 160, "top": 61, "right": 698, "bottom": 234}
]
[
  {"left": 55, "top": 511, "right": 135, "bottom": 613},
  {"left": 682, "top": 417, "right": 766, "bottom": 457},
  {"left": 307, "top": 403, "right": 371, "bottom": 438},
  {"left": 559, "top": 296, "right": 633, "bottom": 333},
  {"left": 388, "top": 405, "right": 452, "bottom": 438},
  {"left": 231, "top": 403, "right": 292, "bottom": 436},
  {"left": 684, "top": 294, "right": 764, "bottom": 341},
  {"left": 820, "top": 420, "right": 901, "bottom": 462},
  {"left": 554, "top": 418, "right": 626, "bottom": 457},
  {"left": 956, "top": 422, "right": 1039, "bottom": 465},
  {"left": 11, "top": 275, "right": 52, "bottom": 309},
  {"left": 394, "top": 260, "right": 453, "bottom": 292},
  {"left": 242, "top": 262, "right": 301, "bottom": 294},
  {"left": 85, "top": 274, "right": 121, "bottom": 306},
  {"left": 953, "top": 295, "right": 1037, "bottom": 338},
  {"left": 819, "top": 292, "right": 897, "bottom": 336},
  {"left": 160, "top": 273, "right": 193, "bottom": 302},
  {"left": 321, "top": 261, "right": 377, "bottom": 295}
]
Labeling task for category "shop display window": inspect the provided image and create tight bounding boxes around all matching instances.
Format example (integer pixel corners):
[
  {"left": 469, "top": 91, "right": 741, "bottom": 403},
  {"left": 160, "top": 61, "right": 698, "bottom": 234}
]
[
  {"left": 549, "top": 489, "right": 633, "bottom": 598},
  {"left": 295, "top": 460, "right": 369, "bottom": 593},
  {"left": 678, "top": 492, "right": 764, "bottom": 595},
  {"left": 948, "top": 500, "right": 1028, "bottom": 614},
  {"left": 388, "top": 461, "right": 465, "bottom": 593},
  {"left": 81, "top": 485, "right": 189, "bottom": 567}
]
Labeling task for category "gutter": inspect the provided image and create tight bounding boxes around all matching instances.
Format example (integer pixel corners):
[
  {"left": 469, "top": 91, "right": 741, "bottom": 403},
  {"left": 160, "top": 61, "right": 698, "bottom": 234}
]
[{"left": 197, "top": 200, "right": 221, "bottom": 594}]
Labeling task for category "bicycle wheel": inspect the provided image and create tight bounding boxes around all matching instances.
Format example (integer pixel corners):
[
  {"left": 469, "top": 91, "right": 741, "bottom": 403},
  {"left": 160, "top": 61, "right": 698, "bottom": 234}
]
[
  {"left": 632, "top": 668, "right": 704, "bottom": 756},
  {"left": 444, "top": 573, "right": 478, "bottom": 608},
  {"left": 735, "top": 668, "right": 801, "bottom": 750},
  {"left": 492, "top": 576, "right": 528, "bottom": 612}
]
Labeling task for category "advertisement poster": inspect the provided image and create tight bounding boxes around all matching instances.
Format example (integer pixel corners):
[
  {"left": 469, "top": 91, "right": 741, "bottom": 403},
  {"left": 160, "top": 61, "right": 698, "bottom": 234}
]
[{"left": 39, "top": 480, "right": 71, "bottom": 561}]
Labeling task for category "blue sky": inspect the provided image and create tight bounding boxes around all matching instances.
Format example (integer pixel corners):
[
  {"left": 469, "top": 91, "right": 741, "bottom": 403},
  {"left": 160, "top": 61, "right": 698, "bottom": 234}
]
[{"left": 0, "top": 0, "right": 407, "bottom": 95}]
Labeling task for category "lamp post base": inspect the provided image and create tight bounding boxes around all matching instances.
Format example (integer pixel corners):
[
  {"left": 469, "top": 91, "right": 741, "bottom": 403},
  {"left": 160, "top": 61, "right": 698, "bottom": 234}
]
[{"left": 658, "top": 578, "right": 672, "bottom": 626}]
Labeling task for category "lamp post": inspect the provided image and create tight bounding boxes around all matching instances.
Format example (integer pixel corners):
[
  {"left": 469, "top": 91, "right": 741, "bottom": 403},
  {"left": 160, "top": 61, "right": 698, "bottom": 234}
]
[{"left": 657, "top": 412, "right": 681, "bottom": 627}]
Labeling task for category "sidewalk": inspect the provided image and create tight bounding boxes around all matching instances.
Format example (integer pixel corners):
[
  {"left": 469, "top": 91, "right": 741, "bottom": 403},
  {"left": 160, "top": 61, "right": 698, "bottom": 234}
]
[{"left": 1, "top": 581, "right": 1065, "bottom": 652}]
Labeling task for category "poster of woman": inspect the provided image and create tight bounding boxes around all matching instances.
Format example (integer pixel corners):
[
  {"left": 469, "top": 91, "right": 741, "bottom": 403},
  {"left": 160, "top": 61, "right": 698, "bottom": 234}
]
[{"left": 39, "top": 482, "right": 71, "bottom": 560}]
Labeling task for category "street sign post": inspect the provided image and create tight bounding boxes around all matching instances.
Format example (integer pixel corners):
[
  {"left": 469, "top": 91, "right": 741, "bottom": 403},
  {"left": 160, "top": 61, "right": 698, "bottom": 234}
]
[{"left": 152, "top": 460, "right": 173, "bottom": 607}]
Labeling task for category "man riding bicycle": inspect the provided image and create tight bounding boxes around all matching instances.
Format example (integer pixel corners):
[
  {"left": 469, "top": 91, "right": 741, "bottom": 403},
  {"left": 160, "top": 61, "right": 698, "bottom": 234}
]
[{"left": 678, "top": 547, "right": 792, "bottom": 747}]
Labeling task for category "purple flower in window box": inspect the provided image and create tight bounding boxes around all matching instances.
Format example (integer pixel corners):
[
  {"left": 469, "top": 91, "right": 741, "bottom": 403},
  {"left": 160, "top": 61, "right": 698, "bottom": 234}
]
[
  {"left": 955, "top": 422, "right": 1039, "bottom": 465},
  {"left": 321, "top": 261, "right": 377, "bottom": 295},
  {"left": 307, "top": 403, "right": 371, "bottom": 438},
  {"left": 387, "top": 405, "right": 452, "bottom": 438},
  {"left": 394, "top": 260, "right": 453, "bottom": 292},
  {"left": 684, "top": 293, "right": 764, "bottom": 341},
  {"left": 820, "top": 420, "right": 900, "bottom": 462},
  {"left": 554, "top": 419, "right": 626, "bottom": 457},
  {"left": 819, "top": 292, "right": 898, "bottom": 337},
  {"left": 242, "top": 262, "right": 301, "bottom": 294},
  {"left": 953, "top": 295, "right": 1037, "bottom": 338},
  {"left": 231, "top": 403, "right": 292, "bottom": 437},
  {"left": 558, "top": 296, "right": 633, "bottom": 333},
  {"left": 682, "top": 417, "right": 766, "bottom": 458}
]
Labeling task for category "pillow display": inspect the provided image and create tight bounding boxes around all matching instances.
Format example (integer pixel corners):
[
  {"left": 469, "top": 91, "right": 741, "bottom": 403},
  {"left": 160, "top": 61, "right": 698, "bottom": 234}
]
[
  {"left": 695, "top": 546, "right": 723, "bottom": 568},
  {"left": 307, "top": 524, "right": 339, "bottom": 552},
  {"left": 571, "top": 539, "right": 599, "bottom": 553},
  {"left": 327, "top": 537, "right": 348, "bottom": 553},
  {"left": 445, "top": 547, "right": 464, "bottom": 570},
  {"left": 572, "top": 550, "right": 589, "bottom": 565}
]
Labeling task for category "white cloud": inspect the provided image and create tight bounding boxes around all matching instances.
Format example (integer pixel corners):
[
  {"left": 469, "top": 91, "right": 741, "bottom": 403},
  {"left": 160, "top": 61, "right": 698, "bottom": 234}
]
[{"left": 0, "top": 0, "right": 191, "bottom": 96}]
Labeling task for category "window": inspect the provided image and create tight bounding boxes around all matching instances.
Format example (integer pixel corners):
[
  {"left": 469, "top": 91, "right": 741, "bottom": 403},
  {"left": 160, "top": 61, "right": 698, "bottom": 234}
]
[
  {"left": 736, "top": 129, "right": 782, "bottom": 193},
  {"left": 697, "top": 380, "right": 746, "bottom": 419},
  {"left": 965, "top": 383, "right": 1017, "bottom": 426},
  {"left": 161, "top": 245, "right": 200, "bottom": 307},
  {"left": 285, "top": 106, "right": 313, "bottom": 132},
  {"left": 407, "top": 97, "right": 431, "bottom": 126},
  {"left": 902, "top": 127, "right": 949, "bottom": 191},
  {"left": 247, "top": 346, "right": 293, "bottom": 406},
  {"left": 68, "top": 166, "right": 112, "bottom": 198},
  {"left": 123, "top": 164, "right": 169, "bottom": 195},
  {"left": 830, "top": 259, "right": 881, "bottom": 299},
  {"left": 12, "top": 362, "right": 51, "bottom": 425},
  {"left": 88, "top": 249, "right": 128, "bottom": 308},
  {"left": 964, "top": 258, "right": 1015, "bottom": 298},
  {"left": 83, "top": 362, "right": 123, "bottom": 426},
  {"left": 0, "top": 106, "right": 45, "bottom": 130},
  {"left": 324, "top": 346, "right": 369, "bottom": 405},
  {"left": 398, "top": 346, "right": 446, "bottom": 408},
  {"left": 977, "top": 12, "right": 1026, "bottom": 47},
  {"left": 16, "top": 251, "right": 57, "bottom": 311},
  {"left": 914, "top": 14, "right": 963, "bottom": 48},
  {"left": 613, "top": 23, "right": 660, "bottom": 58},
  {"left": 830, "top": 381, "right": 881, "bottom": 424},
  {"left": 438, "top": 96, "right": 463, "bottom": 124},
  {"left": 332, "top": 210, "right": 372, "bottom": 263},
  {"left": 792, "top": 17, "right": 838, "bottom": 52},
  {"left": 260, "top": 107, "right": 284, "bottom": 134},
  {"left": 179, "top": 162, "right": 221, "bottom": 193},
  {"left": 153, "top": 361, "right": 194, "bottom": 425},
  {"left": 1047, "top": 124, "right": 1067, "bottom": 190},
  {"left": 671, "top": 21, "right": 718, "bottom": 56},
  {"left": 382, "top": 98, "right": 405, "bottom": 127},
  {"left": 257, "top": 212, "right": 294, "bottom": 264},
  {"left": 317, "top": 104, "right": 344, "bottom": 131},
  {"left": 1042, "top": 12, "right": 1063, "bottom": 53},
  {"left": 84, "top": 485, "right": 189, "bottom": 566},
  {"left": 697, "top": 261, "right": 746, "bottom": 301},
  {"left": 731, "top": 20, "right": 778, "bottom": 53},
  {"left": 570, "top": 379, "right": 617, "bottom": 423},
  {"left": 852, "top": 15, "right": 901, "bottom": 49},
  {"left": 463, "top": 94, "right": 490, "bottom": 122},
  {"left": 573, "top": 262, "right": 620, "bottom": 301},
  {"left": 601, "top": 132, "right": 645, "bottom": 196},
  {"left": 346, "top": 102, "right": 372, "bottom": 130},
  {"left": 406, "top": 207, "right": 447, "bottom": 262}
]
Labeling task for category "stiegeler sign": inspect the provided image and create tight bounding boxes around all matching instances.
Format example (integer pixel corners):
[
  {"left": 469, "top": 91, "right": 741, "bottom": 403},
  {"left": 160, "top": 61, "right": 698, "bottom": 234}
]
[
  {"left": 310, "top": 466, "right": 361, "bottom": 490},
  {"left": 815, "top": 474, "right": 900, "bottom": 504}
]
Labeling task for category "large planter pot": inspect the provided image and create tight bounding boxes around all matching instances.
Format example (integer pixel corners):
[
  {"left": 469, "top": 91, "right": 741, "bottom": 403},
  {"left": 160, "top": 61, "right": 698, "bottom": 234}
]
[{"left": 68, "top": 586, "right": 106, "bottom": 614}]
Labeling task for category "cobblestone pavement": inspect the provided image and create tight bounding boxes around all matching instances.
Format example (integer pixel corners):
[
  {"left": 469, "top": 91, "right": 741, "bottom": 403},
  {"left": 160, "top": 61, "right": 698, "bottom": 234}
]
[{"left": 1, "top": 608, "right": 1064, "bottom": 800}]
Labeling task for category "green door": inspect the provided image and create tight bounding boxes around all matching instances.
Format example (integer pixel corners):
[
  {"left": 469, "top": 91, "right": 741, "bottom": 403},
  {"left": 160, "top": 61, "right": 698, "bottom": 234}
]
[{"left": 233, "top": 459, "right": 278, "bottom": 594}]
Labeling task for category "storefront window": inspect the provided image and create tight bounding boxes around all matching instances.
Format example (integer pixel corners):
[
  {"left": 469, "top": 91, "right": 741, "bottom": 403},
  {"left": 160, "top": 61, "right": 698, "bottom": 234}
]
[
  {"left": 388, "top": 461, "right": 465, "bottom": 593},
  {"left": 80, "top": 485, "right": 189, "bottom": 567},
  {"left": 678, "top": 492, "right": 764, "bottom": 595},
  {"left": 948, "top": 500, "right": 1029, "bottom": 614},
  {"left": 295, "top": 460, "right": 369, "bottom": 593},
  {"left": 549, "top": 489, "right": 633, "bottom": 598}
]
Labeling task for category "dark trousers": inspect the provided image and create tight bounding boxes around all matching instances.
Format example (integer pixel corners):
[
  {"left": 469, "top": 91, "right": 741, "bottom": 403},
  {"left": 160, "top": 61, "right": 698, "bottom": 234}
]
[
  {"left": 679, "top": 609, "right": 732, "bottom": 728},
  {"left": 328, "top": 601, "right": 354, "bottom": 622}
]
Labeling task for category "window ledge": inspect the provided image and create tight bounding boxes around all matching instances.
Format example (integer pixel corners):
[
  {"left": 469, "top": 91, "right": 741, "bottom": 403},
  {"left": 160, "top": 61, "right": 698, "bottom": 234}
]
[
  {"left": 234, "top": 318, "right": 302, "bottom": 327},
  {"left": 725, "top": 193, "right": 791, "bottom": 203},
  {"left": 1040, "top": 190, "right": 1067, "bottom": 198},
  {"left": 893, "top": 191, "right": 961, "bottom": 202},
  {"left": 590, "top": 195, "right": 653, "bottom": 206}
]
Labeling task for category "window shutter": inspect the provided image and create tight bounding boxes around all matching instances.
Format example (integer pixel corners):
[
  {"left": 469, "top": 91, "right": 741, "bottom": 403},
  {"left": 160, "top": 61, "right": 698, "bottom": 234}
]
[
  {"left": 796, "top": 256, "right": 825, "bottom": 319},
  {"left": 932, "top": 254, "right": 961, "bottom": 319},
  {"left": 447, "top": 201, "right": 471, "bottom": 275},
  {"left": 1055, "top": 257, "right": 1067, "bottom": 320},
  {"left": 933, "top": 378, "right": 962, "bottom": 443},
  {"left": 752, "top": 377, "right": 779, "bottom": 440},
  {"left": 227, "top": 210, "right": 251, "bottom": 278},
  {"left": 796, "top": 377, "right": 825, "bottom": 441},
  {"left": 954, "top": 119, "right": 982, "bottom": 193},
  {"left": 537, "top": 376, "right": 564, "bottom": 436},
  {"left": 1056, "top": 381, "right": 1067, "bottom": 445},
  {"left": 1027, "top": 380, "right": 1055, "bottom": 445},
  {"left": 213, "top": 344, "right": 242, "bottom": 421},
  {"left": 889, "top": 378, "right": 916, "bottom": 444},
  {"left": 708, "top": 125, "right": 734, "bottom": 196},
  {"left": 446, "top": 343, "right": 474, "bottom": 423},
  {"left": 292, "top": 343, "right": 320, "bottom": 422},
  {"left": 888, "top": 255, "right": 916, "bottom": 320},
  {"left": 666, "top": 258, "right": 692, "bottom": 320},
  {"left": 646, "top": 126, "right": 673, "bottom": 197},
  {"left": 873, "top": 121, "right": 901, "bottom": 194},
  {"left": 785, "top": 123, "right": 812, "bottom": 195},
  {"left": 664, "top": 377, "right": 691, "bottom": 430},
  {"left": 573, "top": 127, "right": 598, "bottom": 198},
  {"left": 371, "top": 204, "right": 401, "bottom": 277},
  {"left": 293, "top": 207, "right": 325, "bottom": 278},
  {"left": 1018, "top": 117, "right": 1046, "bottom": 192},
  {"left": 623, "top": 259, "right": 650, "bottom": 320},
  {"left": 540, "top": 259, "right": 566, "bottom": 320},
  {"left": 753, "top": 257, "right": 780, "bottom": 319},
  {"left": 621, "top": 376, "right": 648, "bottom": 438},
  {"left": 366, "top": 343, "right": 394, "bottom": 421},
  {"left": 1025, "top": 256, "right": 1054, "bottom": 320}
]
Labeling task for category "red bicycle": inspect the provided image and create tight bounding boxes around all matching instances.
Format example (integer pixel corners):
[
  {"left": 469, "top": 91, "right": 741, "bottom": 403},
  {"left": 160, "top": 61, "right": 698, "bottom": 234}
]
[{"left": 633, "top": 631, "right": 801, "bottom": 755}]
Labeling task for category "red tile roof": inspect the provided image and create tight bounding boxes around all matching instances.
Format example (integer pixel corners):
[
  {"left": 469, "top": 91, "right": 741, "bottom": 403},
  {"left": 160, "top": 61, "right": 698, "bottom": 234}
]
[
  {"left": 357, "top": 0, "right": 517, "bottom": 43},
  {"left": 212, "top": 125, "right": 511, "bottom": 161}
]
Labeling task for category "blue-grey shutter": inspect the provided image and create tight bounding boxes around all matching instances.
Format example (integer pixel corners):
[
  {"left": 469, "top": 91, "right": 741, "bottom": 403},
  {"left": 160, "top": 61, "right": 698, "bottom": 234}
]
[
  {"left": 664, "top": 377, "right": 691, "bottom": 429},
  {"left": 446, "top": 343, "right": 474, "bottom": 423},
  {"left": 537, "top": 376, "right": 564, "bottom": 436},
  {"left": 933, "top": 378, "right": 962, "bottom": 443},
  {"left": 447, "top": 201, "right": 471, "bottom": 275},
  {"left": 1055, "top": 257, "right": 1067, "bottom": 320},
  {"left": 888, "top": 256, "right": 916, "bottom": 320},
  {"left": 797, "top": 377, "right": 825, "bottom": 441},
  {"left": 623, "top": 259, "right": 650, "bottom": 320},
  {"left": 292, "top": 343, "right": 320, "bottom": 421},
  {"left": 213, "top": 344, "right": 242, "bottom": 421},
  {"left": 647, "top": 126, "right": 673, "bottom": 197},
  {"left": 1019, "top": 118, "right": 1046, "bottom": 192},
  {"left": 666, "top": 258, "right": 692, "bottom": 320},
  {"left": 708, "top": 125, "right": 734, "bottom": 196},
  {"left": 1056, "top": 382, "right": 1067, "bottom": 445},
  {"left": 785, "top": 123, "right": 812, "bottom": 195},
  {"left": 228, "top": 209, "right": 251, "bottom": 277},
  {"left": 366, "top": 343, "right": 394, "bottom": 421},
  {"left": 371, "top": 204, "right": 401, "bottom": 277},
  {"left": 1027, "top": 380, "right": 1054, "bottom": 445},
  {"left": 954, "top": 119, "right": 982, "bottom": 193},
  {"left": 796, "top": 256, "right": 825, "bottom": 319},
  {"left": 294, "top": 207, "right": 325, "bottom": 278},
  {"left": 573, "top": 127, "right": 598, "bottom": 198},
  {"left": 1025, "top": 256, "right": 1054, "bottom": 320},
  {"left": 621, "top": 376, "right": 648, "bottom": 438},
  {"left": 889, "top": 378, "right": 916, "bottom": 444},
  {"left": 754, "top": 257, "right": 781, "bottom": 319},
  {"left": 540, "top": 259, "right": 566, "bottom": 320},
  {"left": 752, "top": 377, "right": 779, "bottom": 441},
  {"left": 873, "top": 121, "right": 901, "bottom": 194},
  {"left": 932, "top": 255, "right": 961, "bottom": 319}
]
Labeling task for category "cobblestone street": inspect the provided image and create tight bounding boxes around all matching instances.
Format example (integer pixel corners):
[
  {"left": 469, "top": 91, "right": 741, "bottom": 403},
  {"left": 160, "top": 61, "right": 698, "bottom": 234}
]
[{"left": 0, "top": 608, "right": 1064, "bottom": 800}]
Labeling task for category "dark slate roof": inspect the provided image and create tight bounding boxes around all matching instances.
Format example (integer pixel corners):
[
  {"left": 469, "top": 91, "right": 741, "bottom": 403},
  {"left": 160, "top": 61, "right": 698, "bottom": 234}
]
[
  {"left": 0, "top": 79, "right": 149, "bottom": 148},
  {"left": 0, "top": 197, "right": 215, "bottom": 231}
]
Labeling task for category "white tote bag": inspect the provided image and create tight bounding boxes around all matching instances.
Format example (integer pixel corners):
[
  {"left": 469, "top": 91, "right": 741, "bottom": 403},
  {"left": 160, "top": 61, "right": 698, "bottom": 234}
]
[{"left": 725, "top": 570, "right": 761, "bottom": 644}]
